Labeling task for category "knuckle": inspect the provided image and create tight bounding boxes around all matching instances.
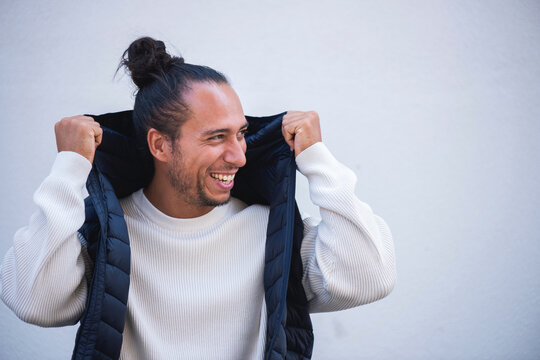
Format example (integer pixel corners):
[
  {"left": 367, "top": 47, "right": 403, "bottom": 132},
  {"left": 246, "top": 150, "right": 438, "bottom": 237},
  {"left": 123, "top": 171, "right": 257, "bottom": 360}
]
[{"left": 57, "top": 118, "right": 72, "bottom": 129}]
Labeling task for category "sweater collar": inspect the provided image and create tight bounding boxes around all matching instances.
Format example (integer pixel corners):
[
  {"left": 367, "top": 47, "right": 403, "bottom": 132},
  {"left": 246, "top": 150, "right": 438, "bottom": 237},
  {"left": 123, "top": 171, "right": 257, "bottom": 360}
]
[{"left": 131, "top": 188, "right": 236, "bottom": 234}]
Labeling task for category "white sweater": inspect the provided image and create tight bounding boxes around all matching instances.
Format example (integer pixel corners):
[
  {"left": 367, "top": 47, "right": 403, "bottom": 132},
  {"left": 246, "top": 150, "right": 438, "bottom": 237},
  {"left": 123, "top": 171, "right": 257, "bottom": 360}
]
[{"left": 1, "top": 142, "right": 396, "bottom": 359}]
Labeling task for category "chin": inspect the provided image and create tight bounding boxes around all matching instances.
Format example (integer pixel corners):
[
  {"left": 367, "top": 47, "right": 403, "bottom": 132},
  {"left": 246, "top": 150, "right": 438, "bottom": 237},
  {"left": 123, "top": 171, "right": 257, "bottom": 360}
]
[
  {"left": 200, "top": 192, "right": 231, "bottom": 207},
  {"left": 214, "top": 197, "right": 231, "bottom": 207}
]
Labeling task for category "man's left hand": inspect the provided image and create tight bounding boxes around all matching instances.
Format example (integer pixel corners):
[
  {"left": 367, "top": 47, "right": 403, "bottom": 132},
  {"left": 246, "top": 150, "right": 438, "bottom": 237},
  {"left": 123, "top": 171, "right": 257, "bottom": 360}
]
[{"left": 282, "top": 110, "right": 322, "bottom": 157}]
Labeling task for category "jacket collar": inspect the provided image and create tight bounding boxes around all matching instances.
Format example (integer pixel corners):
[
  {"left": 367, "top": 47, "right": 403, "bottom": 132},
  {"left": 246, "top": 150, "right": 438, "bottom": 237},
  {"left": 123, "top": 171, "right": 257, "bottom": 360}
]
[{"left": 89, "top": 110, "right": 291, "bottom": 205}]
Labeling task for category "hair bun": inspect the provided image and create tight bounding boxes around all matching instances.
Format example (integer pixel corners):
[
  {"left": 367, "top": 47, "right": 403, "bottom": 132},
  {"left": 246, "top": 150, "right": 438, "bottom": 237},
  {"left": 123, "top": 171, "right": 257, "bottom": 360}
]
[{"left": 120, "top": 37, "right": 184, "bottom": 89}]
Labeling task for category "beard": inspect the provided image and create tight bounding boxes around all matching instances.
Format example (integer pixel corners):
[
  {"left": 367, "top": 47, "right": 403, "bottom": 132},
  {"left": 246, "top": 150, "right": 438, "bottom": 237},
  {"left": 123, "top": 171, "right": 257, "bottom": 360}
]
[{"left": 167, "top": 151, "right": 231, "bottom": 208}]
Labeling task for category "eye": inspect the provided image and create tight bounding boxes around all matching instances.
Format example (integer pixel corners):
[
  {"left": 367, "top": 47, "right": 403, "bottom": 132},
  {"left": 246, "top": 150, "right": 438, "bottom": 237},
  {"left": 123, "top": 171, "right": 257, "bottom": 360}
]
[
  {"left": 238, "top": 129, "right": 248, "bottom": 139},
  {"left": 208, "top": 134, "right": 225, "bottom": 141}
]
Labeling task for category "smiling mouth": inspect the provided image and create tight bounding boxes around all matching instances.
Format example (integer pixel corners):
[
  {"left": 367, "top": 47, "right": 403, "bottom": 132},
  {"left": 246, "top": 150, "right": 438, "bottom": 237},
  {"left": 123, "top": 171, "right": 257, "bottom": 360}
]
[{"left": 210, "top": 173, "right": 235, "bottom": 185}]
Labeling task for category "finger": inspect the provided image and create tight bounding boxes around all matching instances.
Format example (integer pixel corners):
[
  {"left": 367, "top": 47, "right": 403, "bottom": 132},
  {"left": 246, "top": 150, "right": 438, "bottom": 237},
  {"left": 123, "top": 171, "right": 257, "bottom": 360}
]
[
  {"left": 283, "top": 118, "right": 305, "bottom": 131},
  {"left": 281, "top": 123, "right": 295, "bottom": 151},
  {"left": 283, "top": 113, "right": 307, "bottom": 131},
  {"left": 64, "top": 115, "right": 93, "bottom": 123},
  {"left": 282, "top": 112, "right": 304, "bottom": 125},
  {"left": 93, "top": 126, "right": 103, "bottom": 147},
  {"left": 89, "top": 121, "right": 102, "bottom": 133},
  {"left": 283, "top": 110, "right": 302, "bottom": 118},
  {"left": 283, "top": 115, "right": 305, "bottom": 125},
  {"left": 78, "top": 115, "right": 95, "bottom": 121}
]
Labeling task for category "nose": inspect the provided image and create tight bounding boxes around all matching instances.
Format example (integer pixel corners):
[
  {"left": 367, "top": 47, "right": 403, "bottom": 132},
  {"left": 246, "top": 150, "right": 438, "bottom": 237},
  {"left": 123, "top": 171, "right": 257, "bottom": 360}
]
[{"left": 224, "top": 137, "right": 246, "bottom": 168}]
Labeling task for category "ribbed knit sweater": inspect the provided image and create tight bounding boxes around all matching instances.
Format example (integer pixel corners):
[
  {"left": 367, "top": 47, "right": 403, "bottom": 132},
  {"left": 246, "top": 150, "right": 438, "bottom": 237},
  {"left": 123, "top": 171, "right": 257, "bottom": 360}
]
[{"left": 1, "top": 142, "right": 396, "bottom": 359}]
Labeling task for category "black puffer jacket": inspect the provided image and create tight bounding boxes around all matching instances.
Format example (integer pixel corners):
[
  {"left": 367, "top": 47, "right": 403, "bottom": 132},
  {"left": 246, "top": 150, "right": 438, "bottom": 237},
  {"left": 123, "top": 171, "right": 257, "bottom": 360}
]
[{"left": 72, "top": 111, "right": 314, "bottom": 360}]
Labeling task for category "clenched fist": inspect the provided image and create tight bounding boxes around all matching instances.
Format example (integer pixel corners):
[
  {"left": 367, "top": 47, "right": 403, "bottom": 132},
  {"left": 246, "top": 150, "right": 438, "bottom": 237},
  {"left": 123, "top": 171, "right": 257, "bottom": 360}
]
[
  {"left": 282, "top": 110, "right": 322, "bottom": 157},
  {"left": 54, "top": 115, "right": 103, "bottom": 164}
]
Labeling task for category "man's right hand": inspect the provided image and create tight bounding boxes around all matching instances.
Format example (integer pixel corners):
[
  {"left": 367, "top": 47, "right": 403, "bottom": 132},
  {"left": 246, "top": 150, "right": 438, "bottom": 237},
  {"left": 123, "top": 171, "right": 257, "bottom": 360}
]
[{"left": 54, "top": 115, "right": 103, "bottom": 164}]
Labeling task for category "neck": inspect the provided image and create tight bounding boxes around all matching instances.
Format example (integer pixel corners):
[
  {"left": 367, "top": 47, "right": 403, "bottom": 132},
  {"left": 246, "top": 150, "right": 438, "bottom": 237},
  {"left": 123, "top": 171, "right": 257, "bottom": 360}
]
[{"left": 143, "top": 173, "right": 214, "bottom": 219}]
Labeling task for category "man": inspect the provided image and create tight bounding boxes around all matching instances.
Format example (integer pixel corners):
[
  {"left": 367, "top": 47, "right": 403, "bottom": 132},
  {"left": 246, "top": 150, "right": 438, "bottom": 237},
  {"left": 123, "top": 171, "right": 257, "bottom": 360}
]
[{"left": 1, "top": 37, "right": 396, "bottom": 359}]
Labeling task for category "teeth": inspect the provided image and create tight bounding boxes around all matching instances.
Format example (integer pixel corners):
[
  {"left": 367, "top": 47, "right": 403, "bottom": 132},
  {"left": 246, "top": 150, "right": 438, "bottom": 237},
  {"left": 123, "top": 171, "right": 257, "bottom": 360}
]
[{"left": 211, "top": 173, "right": 235, "bottom": 182}]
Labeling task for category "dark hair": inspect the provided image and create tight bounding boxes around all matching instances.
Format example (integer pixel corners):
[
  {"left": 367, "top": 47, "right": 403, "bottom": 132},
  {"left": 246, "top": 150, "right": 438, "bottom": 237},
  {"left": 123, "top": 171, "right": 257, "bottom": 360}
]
[{"left": 119, "top": 37, "right": 229, "bottom": 142}]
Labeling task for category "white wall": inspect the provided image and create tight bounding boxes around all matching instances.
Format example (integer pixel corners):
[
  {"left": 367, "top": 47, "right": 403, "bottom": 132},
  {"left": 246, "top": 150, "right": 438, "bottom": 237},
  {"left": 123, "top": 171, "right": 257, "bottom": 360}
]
[{"left": 1, "top": 1, "right": 539, "bottom": 359}]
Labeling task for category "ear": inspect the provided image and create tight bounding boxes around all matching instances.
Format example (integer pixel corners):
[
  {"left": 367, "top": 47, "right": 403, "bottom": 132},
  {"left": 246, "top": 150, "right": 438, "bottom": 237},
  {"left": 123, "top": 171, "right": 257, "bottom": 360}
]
[{"left": 147, "top": 128, "right": 173, "bottom": 162}]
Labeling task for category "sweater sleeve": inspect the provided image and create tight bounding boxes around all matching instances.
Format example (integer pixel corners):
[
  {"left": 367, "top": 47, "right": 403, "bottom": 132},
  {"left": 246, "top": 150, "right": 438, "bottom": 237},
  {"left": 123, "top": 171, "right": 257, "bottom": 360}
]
[
  {"left": 0, "top": 151, "right": 93, "bottom": 326},
  {"left": 296, "top": 142, "right": 396, "bottom": 313}
]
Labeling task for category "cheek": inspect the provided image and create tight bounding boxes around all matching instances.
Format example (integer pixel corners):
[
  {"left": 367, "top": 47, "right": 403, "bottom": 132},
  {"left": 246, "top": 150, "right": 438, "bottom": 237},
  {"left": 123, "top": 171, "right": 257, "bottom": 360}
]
[{"left": 198, "top": 151, "right": 223, "bottom": 172}]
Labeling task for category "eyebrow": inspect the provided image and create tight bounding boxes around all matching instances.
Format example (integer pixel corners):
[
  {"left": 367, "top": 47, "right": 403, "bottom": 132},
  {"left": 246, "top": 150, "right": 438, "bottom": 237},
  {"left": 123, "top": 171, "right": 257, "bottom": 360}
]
[{"left": 201, "top": 122, "right": 249, "bottom": 137}]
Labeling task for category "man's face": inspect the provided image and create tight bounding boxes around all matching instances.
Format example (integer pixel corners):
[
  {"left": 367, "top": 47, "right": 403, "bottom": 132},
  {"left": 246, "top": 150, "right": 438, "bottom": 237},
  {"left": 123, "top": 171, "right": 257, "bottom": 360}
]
[{"left": 166, "top": 82, "right": 248, "bottom": 209}]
